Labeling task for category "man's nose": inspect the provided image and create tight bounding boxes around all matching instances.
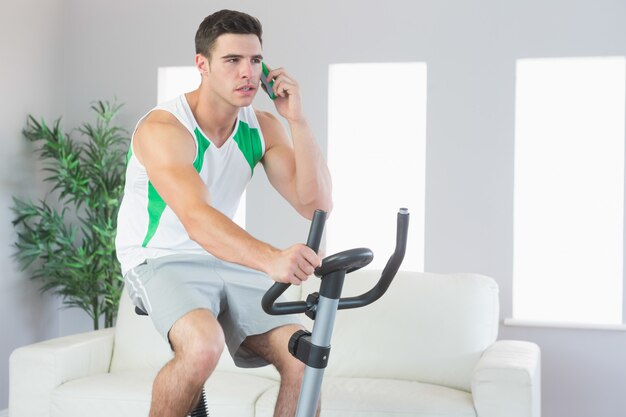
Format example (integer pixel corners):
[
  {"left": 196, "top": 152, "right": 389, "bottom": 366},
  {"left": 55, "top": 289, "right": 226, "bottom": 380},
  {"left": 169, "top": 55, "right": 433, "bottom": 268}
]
[{"left": 241, "top": 61, "right": 253, "bottom": 79}]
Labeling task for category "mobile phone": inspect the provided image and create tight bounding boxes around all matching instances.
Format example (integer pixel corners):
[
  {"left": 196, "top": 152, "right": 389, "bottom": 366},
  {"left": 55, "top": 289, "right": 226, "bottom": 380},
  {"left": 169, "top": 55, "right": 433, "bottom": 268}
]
[{"left": 260, "top": 62, "right": 276, "bottom": 100}]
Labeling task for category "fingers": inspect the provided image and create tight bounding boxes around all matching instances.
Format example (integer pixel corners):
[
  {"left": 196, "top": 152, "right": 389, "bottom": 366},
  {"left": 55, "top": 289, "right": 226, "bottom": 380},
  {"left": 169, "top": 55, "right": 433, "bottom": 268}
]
[
  {"left": 266, "top": 67, "right": 298, "bottom": 98},
  {"left": 275, "top": 244, "right": 320, "bottom": 285},
  {"left": 284, "top": 268, "right": 307, "bottom": 286},
  {"left": 301, "top": 245, "right": 321, "bottom": 268}
]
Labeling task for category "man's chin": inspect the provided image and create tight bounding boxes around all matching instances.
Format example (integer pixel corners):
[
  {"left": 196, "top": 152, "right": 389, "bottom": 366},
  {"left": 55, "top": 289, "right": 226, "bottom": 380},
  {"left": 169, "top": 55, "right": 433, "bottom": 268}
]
[{"left": 232, "top": 95, "right": 256, "bottom": 108}]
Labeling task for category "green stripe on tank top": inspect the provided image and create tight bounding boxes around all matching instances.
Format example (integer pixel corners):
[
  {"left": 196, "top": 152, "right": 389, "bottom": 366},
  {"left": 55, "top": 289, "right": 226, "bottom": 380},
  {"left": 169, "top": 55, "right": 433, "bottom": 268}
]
[
  {"left": 233, "top": 120, "right": 263, "bottom": 173},
  {"left": 141, "top": 128, "right": 211, "bottom": 247}
]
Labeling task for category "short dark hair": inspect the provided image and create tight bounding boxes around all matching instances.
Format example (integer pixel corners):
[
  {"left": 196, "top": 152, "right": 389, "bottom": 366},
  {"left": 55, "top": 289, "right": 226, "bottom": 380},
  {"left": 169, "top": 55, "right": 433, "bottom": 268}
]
[{"left": 195, "top": 10, "right": 263, "bottom": 58}]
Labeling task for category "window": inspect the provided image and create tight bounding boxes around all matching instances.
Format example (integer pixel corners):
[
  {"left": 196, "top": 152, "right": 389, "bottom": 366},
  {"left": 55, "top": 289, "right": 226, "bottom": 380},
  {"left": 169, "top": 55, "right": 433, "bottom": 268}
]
[
  {"left": 513, "top": 57, "right": 626, "bottom": 325},
  {"left": 156, "top": 66, "right": 246, "bottom": 228},
  {"left": 326, "top": 63, "right": 427, "bottom": 271},
  {"left": 157, "top": 66, "right": 200, "bottom": 103}
]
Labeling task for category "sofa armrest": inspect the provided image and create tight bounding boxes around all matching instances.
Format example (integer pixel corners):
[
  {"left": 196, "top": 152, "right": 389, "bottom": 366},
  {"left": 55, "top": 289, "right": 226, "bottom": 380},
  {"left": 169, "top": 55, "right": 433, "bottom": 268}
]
[
  {"left": 9, "top": 328, "right": 115, "bottom": 417},
  {"left": 471, "top": 340, "right": 541, "bottom": 417}
]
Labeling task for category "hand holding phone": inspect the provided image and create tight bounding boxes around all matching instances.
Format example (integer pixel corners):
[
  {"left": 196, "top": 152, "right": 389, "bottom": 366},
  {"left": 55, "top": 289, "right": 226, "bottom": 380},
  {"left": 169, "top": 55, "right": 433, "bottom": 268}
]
[{"left": 260, "top": 62, "right": 276, "bottom": 100}]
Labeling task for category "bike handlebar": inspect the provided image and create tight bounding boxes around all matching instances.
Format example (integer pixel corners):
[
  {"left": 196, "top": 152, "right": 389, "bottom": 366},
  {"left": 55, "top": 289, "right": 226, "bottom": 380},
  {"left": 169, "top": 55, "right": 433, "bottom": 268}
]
[
  {"left": 262, "top": 208, "right": 410, "bottom": 316},
  {"left": 261, "top": 209, "right": 327, "bottom": 315},
  {"left": 338, "top": 208, "right": 409, "bottom": 310}
]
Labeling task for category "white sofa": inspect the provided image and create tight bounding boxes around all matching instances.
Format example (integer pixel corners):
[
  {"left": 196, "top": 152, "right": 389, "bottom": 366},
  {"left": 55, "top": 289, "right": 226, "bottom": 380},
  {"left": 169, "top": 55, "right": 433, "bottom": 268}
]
[{"left": 9, "top": 270, "right": 541, "bottom": 417}]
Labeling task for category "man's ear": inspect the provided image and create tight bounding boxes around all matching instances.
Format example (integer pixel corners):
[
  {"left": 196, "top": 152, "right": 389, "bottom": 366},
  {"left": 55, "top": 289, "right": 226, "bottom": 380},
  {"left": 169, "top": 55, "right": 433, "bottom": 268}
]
[{"left": 195, "top": 54, "right": 210, "bottom": 75}]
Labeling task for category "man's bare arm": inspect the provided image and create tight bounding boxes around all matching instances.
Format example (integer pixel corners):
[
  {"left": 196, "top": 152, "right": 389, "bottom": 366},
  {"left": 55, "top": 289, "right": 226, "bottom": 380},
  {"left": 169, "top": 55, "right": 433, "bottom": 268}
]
[
  {"left": 133, "top": 111, "right": 318, "bottom": 284},
  {"left": 258, "top": 66, "right": 332, "bottom": 219},
  {"left": 258, "top": 111, "right": 333, "bottom": 219}
]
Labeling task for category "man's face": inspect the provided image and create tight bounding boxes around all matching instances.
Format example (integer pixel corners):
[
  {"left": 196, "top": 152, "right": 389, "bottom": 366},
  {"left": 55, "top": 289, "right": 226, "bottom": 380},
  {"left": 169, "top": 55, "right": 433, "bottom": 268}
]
[{"left": 201, "top": 33, "right": 263, "bottom": 107}]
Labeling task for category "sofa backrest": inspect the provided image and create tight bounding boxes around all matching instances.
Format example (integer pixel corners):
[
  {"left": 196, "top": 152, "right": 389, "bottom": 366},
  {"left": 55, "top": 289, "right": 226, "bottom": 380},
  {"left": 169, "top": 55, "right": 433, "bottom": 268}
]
[
  {"left": 312, "top": 270, "right": 499, "bottom": 392},
  {"left": 109, "top": 282, "right": 300, "bottom": 377},
  {"left": 109, "top": 292, "right": 173, "bottom": 372},
  {"left": 110, "top": 270, "right": 499, "bottom": 393}
]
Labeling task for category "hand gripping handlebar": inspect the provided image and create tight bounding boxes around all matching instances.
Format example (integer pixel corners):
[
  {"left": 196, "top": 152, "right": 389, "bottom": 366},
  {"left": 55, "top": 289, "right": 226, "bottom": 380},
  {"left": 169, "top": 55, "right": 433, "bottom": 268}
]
[
  {"left": 262, "top": 208, "right": 410, "bottom": 315},
  {"left": 261, "top": 209, "right": 328, "bottom": 315}
]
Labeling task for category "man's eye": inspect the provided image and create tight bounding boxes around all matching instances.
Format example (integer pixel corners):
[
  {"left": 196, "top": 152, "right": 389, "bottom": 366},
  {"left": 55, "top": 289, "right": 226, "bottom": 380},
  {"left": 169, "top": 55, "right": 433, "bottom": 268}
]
[{"left": 252, "top": 58, "right": 262, "bottom": 64}]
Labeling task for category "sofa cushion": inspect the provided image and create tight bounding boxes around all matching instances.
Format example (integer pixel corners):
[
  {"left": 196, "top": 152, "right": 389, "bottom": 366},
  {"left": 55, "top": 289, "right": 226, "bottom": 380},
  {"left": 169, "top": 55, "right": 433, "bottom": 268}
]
[
  {"left": 300, "top": 271, "right": 499, "bottom": 392},
  {"left": 255, "top": 376, "right": 476, "bottom": 417},
  {"left": 51, "top": 369, "right": 154, "bottom": 417},
  {"left": 51, "top": 369, "right": 278, "bottom": 417}
]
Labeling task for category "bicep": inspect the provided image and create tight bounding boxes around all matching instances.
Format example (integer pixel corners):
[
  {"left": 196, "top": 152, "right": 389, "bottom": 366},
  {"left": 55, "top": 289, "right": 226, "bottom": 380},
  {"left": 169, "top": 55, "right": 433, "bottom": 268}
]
[
  {"left": 135, "top": 120, "right": 210, "bottom": 223},
  {"left": 145, "top": 163, "right": 210, "bottom": 222},
  {"left": 262, "top": 142, "right": 296, "bottom": 191},
  {"left": 257, "top": 110, "right": 323, "bottom": 219},
  {"left": 258, "top": 112, "right": 299, "bottom": 203}
]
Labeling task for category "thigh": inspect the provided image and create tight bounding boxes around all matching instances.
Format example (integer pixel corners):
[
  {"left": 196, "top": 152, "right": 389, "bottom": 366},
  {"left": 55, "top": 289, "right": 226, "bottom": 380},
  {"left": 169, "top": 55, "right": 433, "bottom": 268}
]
[
  {"left": 214, "top": 260, "right": 303, "bottom": 367},
  {"left": 125, "top": 254, "right": 224, "bottom": 343}
]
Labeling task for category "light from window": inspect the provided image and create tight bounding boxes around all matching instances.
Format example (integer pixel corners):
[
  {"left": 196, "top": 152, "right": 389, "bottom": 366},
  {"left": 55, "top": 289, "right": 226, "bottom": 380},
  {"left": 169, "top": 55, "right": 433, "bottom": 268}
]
[
  {"left": 326, "top": 63, "right": 427, "bottom": 271},
  {"left": 157, "top": 66, "right": 200, "bottom": 103},
  {"left": 514, "top": 57, "right": 626, "bottom": 325},
  {"left": 157, "top": 66, "right": 246, "bottom": 228}
]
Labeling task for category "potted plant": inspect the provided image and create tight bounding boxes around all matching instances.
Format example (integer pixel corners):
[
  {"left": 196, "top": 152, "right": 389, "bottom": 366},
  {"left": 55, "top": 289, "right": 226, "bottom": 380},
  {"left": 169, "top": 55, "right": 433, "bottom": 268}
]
[{"left": 11, "top": 100, "right": 129, "bottom": 330}]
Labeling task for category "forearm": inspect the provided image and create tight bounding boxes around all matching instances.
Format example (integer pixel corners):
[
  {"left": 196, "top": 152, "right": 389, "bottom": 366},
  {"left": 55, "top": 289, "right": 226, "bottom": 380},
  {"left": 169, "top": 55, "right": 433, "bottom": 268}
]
[
  {"left": 289, "top": 119, "right": 333, "bottom": 216},
  {"left": 184, "top": 205, "right": 318, "bottom": 285},
  {"left": 184, "top": 205, "right": 278, "bottom": 273}
]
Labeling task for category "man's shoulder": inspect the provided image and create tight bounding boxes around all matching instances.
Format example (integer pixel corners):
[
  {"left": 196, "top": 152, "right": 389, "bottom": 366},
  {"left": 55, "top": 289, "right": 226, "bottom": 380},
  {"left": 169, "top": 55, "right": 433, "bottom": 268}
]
[
  {"left": 253, "top": 108, "right": 279, "bottom": 126},
  {"left": 253, "top": 108, "right": 282, "bottom": 141},
  {"left": 133, "top": 110, "right": 196, "bottom": 165},
  {"left": 252, "top": 109, "right": 290, "bottom": 157},
  {"left": 137, "top": 110, "right": 189, "bottom": 140}
]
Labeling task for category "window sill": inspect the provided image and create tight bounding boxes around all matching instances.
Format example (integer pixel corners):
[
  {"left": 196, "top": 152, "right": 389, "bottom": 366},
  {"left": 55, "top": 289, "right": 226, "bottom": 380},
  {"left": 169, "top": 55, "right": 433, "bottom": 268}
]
[{"left": 503, "top": 318, "right": 626, "bottom": 331}]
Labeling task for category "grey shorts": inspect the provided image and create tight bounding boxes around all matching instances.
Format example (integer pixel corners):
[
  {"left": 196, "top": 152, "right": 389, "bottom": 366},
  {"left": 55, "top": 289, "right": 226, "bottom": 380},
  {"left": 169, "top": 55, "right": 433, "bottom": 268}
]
[{"left": 124, "top": 253, "right": 302, "bottom": 368}]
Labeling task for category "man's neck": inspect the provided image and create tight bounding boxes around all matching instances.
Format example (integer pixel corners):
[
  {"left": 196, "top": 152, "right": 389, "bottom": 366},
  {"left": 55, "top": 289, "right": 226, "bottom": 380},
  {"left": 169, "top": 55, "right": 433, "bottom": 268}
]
[{"left": 186, "top": 88, "right": 239, "bottom": 148}]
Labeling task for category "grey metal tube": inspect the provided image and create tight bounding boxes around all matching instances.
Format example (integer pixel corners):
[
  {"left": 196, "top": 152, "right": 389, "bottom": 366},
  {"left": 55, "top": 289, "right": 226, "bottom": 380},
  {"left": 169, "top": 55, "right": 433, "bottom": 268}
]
[{"left": 295, "top": 295, "right": 339, "bottom": 417}]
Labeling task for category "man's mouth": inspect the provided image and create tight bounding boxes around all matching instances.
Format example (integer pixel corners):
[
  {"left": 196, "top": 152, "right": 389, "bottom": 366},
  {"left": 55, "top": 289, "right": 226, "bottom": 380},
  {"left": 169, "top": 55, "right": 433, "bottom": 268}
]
[{"left": 236, "top": 84, "right": 256, "bottom": 93}]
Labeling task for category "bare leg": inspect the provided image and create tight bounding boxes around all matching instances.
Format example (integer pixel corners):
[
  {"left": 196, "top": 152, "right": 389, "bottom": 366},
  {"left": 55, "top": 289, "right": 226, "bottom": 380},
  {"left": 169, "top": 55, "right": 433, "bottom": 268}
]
[
  {"left": 149, "top": 309, "right": 225, "bottom": 417},
  {"left": 243, "top": 324, "right": 321, "bottom": 417},
  {"left": 188, "top": 390, "right": 204, "bottom": 415}
]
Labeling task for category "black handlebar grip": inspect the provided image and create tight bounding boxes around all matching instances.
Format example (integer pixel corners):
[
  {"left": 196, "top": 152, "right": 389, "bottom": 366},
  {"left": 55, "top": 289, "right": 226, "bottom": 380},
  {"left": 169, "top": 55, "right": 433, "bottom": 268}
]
[
  {"left": 306, "top": 209, "right": 326, "bottom": 253},
  {"left": 262, "top": 209, "right": 327, "bottom": 315},
  {"left": 338, "top": 208, "right": 409, "bottom": 310}
]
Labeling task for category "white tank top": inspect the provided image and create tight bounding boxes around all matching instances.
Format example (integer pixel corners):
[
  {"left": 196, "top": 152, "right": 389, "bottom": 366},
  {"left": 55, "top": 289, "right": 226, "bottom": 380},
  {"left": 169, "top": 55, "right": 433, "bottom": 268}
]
[{"left": 115, "top": 95, "right": 266, "bottom": 275}]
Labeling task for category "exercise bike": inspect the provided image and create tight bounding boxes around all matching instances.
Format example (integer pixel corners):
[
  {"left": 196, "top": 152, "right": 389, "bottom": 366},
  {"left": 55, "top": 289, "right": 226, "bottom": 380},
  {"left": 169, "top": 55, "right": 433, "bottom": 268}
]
[
  {"left": 262, "top": 208, "right": 409, "bottom": 417},
  {"left": 137, "top": 208, "right": 408, "bottom": 417}
]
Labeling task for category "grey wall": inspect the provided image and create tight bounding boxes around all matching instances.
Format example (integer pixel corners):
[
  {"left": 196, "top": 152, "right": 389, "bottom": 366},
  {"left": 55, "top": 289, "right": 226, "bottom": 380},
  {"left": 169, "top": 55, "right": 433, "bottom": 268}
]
[
  {"left": 0, "top": 0, "right": 66, "bottom": 410},
  {"left": 2, "top": 0, "right": 626, "bottom": 415}
]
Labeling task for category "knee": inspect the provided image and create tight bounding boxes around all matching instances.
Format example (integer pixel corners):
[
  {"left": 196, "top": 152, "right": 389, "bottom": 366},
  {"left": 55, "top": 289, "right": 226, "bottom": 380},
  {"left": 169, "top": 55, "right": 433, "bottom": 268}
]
[
  {"left": 180, "top": 336, "right": 225, "bottom": 383},
  {"left": 278, "top": 357, "right": 306, "bottom": 383},
  {"left": 170, "top": 318, "right": 225, "bottom": 382},
  {"left": 189, "top": 335, "right": 225, "bottom": 366}
]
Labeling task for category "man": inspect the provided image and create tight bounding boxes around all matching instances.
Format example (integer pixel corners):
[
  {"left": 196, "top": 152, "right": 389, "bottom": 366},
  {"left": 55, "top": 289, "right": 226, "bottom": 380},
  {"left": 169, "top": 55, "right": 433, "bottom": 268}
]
[{"left": 115, "top": 9, "right": 332, "bottom": 417}]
